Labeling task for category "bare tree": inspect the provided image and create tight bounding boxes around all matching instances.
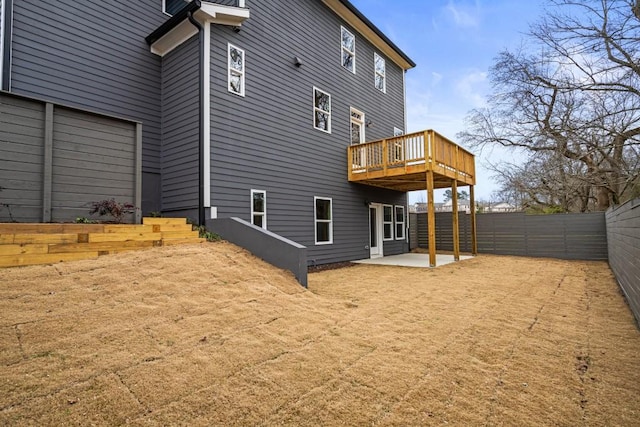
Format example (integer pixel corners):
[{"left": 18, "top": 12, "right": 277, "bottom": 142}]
[{"left": 460, "top": 0, "right": 640, "bottom": 211}]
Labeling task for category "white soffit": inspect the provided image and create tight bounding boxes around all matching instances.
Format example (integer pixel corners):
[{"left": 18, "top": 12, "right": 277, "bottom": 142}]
[{"left": 151, "top": 4, "right": 250, "bottom": 57}]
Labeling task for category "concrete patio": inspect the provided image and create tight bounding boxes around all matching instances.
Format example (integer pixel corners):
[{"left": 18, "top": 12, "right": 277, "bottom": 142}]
[{"left": 353, "top": 253, "right": 474, "bottom": 268}]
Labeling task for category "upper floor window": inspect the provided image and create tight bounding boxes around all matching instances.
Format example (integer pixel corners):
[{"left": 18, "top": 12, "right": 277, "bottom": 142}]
[
  {"left": 341, "top": 26, "right": 356, "bottom": 73},
  {"left": 315, "top": 197, "right": 333, "bottom": 245},
  {"left": 313, "top": 87, "right": 331, "bottom": 133},
  {"left": 374, "top": 53, "right": 386, "bottom": 92},
  {"left": 163, "top": 0, "right": 190, "bottom": 16},
  {"left": 228, "top": 44, "right": 245, "bottom": 96},
  {"left": 251, "top": 190, "right": 266, "bottom": 229}
]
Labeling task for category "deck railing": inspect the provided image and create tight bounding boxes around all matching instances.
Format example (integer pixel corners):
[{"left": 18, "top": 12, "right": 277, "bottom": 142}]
[{"left": 348, "top": 129, "right": 475, "bottom": 184}]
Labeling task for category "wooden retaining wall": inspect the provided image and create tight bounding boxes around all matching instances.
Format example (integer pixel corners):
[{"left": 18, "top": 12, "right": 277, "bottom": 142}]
[{"left": 0, "top": 218, "right": 203, "bottom": 268}]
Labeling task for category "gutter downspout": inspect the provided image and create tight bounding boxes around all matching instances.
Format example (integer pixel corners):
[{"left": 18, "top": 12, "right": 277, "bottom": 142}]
[
  {"left": 187, "top": 11, "right": 206, "bottom": 226},
  {"left": 1, "top": 0, "right": 14, "bottom": 91}
]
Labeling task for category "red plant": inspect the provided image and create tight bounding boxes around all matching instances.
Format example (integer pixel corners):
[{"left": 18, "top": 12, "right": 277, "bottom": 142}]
[{"left": 89, "top": 199, "right": 136, "bottom": 223}]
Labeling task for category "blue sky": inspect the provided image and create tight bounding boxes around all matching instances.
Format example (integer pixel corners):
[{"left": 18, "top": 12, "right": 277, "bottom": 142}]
[{"left": 349, "top": 0, "right": 549, "bottom": 202}]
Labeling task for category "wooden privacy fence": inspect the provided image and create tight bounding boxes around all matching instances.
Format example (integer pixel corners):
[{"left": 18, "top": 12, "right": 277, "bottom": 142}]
[
  {"left": 0, "top": 91, "right": 142, "bottom": 223},
  {"left": 606, "top": 198, "right": 640, "bottom": 327},
  {"left": 410, "top": 211, "right": 608, "bottom": 261}
]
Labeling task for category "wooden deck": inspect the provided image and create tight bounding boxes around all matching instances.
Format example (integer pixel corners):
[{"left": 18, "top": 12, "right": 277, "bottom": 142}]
[
  {"left": 0, "top": 217, "right": 205, "bottom": 268},
  {"left": 348, "top": 130, "right": 475, "bottom": 191}
]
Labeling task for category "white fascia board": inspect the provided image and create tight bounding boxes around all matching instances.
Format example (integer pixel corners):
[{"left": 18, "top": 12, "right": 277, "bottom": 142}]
[{"left": 150, "top": 5, "right": 250, "bottom": 57}]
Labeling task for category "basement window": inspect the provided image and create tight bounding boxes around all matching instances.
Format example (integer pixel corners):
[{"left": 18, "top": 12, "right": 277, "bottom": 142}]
[
  {"left": 315, "top": 197, "right": 333, "bottom": 245},
  {"left": 383, "top": 204, "right": 393, "bottom": 240},
  {"left": 251, "top": 190, "right": 266, "bottom": 229},
  {"left": 395, "top": 205, "right": 405, "bottom": 240}
]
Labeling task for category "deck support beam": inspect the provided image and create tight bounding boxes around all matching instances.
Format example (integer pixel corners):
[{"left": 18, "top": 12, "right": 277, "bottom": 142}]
[
  {"left": 470, "top": 185, "right": 478, "bottom": 255},
  {"left": 452, "top": 179, "right": 460, "bottom": 261},
  {"left": 426, "top": 170, "right": 436, "bottom": 267}
]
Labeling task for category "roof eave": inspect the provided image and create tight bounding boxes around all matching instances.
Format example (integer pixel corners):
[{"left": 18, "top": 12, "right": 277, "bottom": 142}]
[{"left": 323, "top": 0, "right": 416, "bottom": 70}]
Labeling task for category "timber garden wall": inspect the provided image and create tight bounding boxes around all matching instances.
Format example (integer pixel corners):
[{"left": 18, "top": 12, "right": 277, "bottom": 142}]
[{"left": 0, "top": 91, "right": 142, "bottom": 223}]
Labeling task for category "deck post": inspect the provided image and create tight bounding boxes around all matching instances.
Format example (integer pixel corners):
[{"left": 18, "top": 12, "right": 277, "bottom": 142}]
[
  {"left": 470, "top": 185, "right": 478, "bottom": 255},
  {"left": 426, "top": 170, "right": 436, "bottom": 267},
  {"left": 452, "top": 179, "right": 460, "bottom": 261}
]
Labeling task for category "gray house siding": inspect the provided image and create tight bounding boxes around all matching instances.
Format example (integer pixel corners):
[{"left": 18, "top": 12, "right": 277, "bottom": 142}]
[
  {"left": 0, "top": 93, "right": 44, "bottom": 222},
  {"left": 8, "top": 0, "right": 168, "bottom": 212},
  {"left": 0, "top": 91, "right": 139, "bottom": 223},
  {"left": 207, "top": 1, "right": 408, "bottom": 264},
  {"left": 161, "top": 35, "right": 200, "bottom": 215}
]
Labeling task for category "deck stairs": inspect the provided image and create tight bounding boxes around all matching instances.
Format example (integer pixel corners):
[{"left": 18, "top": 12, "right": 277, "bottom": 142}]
[{"left": 0, "top": 217, "right": 205, "bottom": 268}]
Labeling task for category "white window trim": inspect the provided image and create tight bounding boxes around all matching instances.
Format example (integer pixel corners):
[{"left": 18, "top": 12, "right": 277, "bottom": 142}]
[
  {"left": 251, "top": 189, "right": 266, "bottom": 230},
  {"left": 350, "top": 107, "right": 365, "bottom": 145},
  {"left": 314, "top": 196, "right": 333, "bottom": 245},
  {"left": 374, "top": 52, "right": 386, "bottom": 93},
  {"left": 395, "top": 205, "right": 405, "bottom": 240},
  {"left": 313, "top": 87, "right": 331, "bottom": 133},
  {"left": 228, "top": 43, "right": 245, "bottom": 97},
  {"left": 382, "top": 204, "right": 393, "bottom": 241},
  {"left": 341, "top": 26, "right": 356, "bottom": 74}
]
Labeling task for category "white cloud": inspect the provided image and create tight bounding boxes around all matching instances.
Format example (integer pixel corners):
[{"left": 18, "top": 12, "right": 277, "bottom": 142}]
[
  {"left": 431, "top": 72, "right": 443, "bottom": 86},
  {"left": 444, "top": 0, "right": 481, "bottom": 28},
  {"left": 455, "top": 70, "right": 488, "bottom": 108}
]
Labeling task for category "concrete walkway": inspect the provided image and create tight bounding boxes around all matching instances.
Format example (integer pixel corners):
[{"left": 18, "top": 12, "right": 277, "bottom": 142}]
[{"left": 353, "top": 253, "right": 474, "bottom": 268}]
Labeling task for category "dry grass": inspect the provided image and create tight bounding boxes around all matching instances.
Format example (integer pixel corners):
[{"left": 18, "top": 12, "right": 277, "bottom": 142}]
[{"left": 0, "top": 242, "right": 638, "bottom": 426}]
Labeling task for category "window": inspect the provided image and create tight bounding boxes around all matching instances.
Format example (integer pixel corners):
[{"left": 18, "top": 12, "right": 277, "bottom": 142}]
[
  {"left": 163, "top": 0, "right": 190, "bottom": 16},
  {"left": 350, "top": 108, "right": 365, "bottom": 145},
  {"left": 383, "top": 204, "right": 393, "bottom": 240},
  {"left": 228, "top": 44, "right": 245, "bottom": 96},
  {"left": 374, "top": 53, "right": 386, "bottom": 92},
  {"left": 341, "top": 26, "right": 355, "bottom": 73},
  {"left": 315, "top": 197, "right": 333, "bottom": 244},
  {"left": 313, "top": 87, "right": 331, "bottom": 133},
  {"left": 251, "top": 190, "right": 266, "bottom": 229},
  {"left": 395, "top": 206, "right": 405, "bottom": 240}
]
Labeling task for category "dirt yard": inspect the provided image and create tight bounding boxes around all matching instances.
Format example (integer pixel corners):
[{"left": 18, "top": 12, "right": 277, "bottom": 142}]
[{"left": 1, "top": 242, "right": 639, "bottom": 426}]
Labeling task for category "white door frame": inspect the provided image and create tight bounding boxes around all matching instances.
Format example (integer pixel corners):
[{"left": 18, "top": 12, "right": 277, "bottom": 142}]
[{"left": 369, "top": 203, "right": 383, "bottom": 258}]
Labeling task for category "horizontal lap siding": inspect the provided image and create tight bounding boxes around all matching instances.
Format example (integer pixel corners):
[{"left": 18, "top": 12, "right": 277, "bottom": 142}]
[
  {"left": 161, "top": 36, "right": 199, "bottom": 213},
  {"left": 51, "top": 107, "right": 136, "bottom": 221},
  {"left": 10, "top": 0, "right": 164, "bottom": 176},
  {"left": 208, "top": 0, "right": 407, "bottom": 264},
  {"left": 0, "top": 95, "right": 44, "bottom": 222},
  {"left": 606, "top": 199, "right": 640, "bottom": 326}
]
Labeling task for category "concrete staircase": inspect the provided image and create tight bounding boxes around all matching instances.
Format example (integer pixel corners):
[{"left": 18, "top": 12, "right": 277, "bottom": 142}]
[{"left": 0, "top": 217, "right": 205, "bottom": 268}]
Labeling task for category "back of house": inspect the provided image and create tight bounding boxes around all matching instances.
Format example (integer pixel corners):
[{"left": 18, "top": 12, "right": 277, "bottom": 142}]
[{"left": 0, "top": 0, "right": 417, "bottom": 265}]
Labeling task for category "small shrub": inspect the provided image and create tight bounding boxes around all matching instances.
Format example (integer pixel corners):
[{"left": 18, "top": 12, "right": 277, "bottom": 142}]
[
  {"left": 75, "top": 217, "right": 97, "bottom": 224},
  {"left": 89, "top": 199, "right": 136, "bottom": 223},
  {"left": 194, "top": 225, "right": 221, "bottom": 242},
  {"left": 148, "top": 211, "right": 163, "bottom": 218}
]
